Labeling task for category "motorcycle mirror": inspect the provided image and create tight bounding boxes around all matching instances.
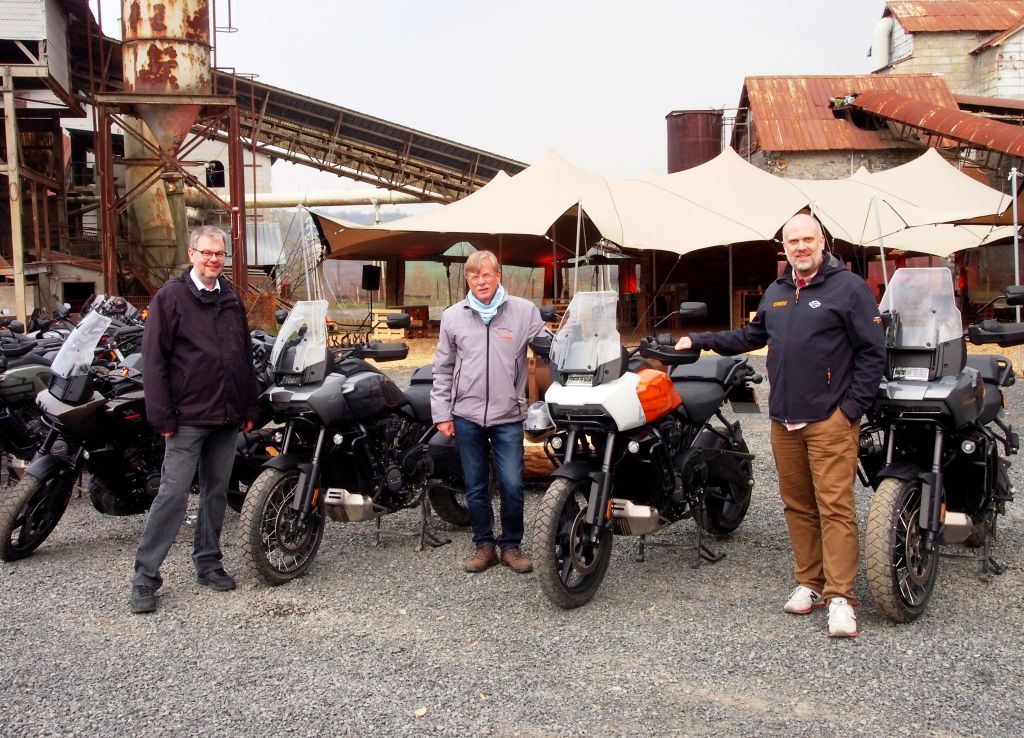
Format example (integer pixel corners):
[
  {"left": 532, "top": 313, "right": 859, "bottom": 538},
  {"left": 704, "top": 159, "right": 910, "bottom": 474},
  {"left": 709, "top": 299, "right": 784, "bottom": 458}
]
[
  {"left": 539, "top": 305, "right": 558, "bottom": 323},
  {"left": 274, "top": 309, "right": 289, "bottom": 325},
  {"left": 1005, "top": 285, "right": 1024, "bottom": 307},
  {"left": 8, "top": 320, "right": 24, "bottom": 334},
  {"left": 386, "top": 313, "right": 412, "bottom": 329},
  {"left": 679, "top": 302, "right": 708, "bottom": 320}
]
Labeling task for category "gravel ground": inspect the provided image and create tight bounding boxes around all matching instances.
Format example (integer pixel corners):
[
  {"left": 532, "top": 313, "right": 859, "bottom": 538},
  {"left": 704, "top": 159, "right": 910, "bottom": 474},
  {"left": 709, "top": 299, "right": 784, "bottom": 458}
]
[{"left": 2, "top": 355, "right": 1023, "bottom": 737}]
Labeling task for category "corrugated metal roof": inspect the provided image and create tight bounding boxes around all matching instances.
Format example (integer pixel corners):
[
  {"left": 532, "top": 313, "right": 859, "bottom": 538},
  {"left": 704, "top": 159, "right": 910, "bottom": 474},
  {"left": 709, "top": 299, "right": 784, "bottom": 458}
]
[
  {"left": 886, "top": 1, "right": 1024, "bottom": 33},
  {"left": 970, "top": 17, "right": 1024, "bottom": 50},
  {"left": 854, "top": 89, "right": 1024, "bottom": 157},
  {"left": 743, "top": 75, "right": 957, "bottom": 152}
]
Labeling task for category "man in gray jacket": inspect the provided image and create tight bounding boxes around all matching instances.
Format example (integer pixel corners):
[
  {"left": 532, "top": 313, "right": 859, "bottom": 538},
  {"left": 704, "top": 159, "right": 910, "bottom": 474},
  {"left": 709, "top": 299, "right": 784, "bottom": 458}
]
[{"left": 431, "top": 250, "right": 548, "bottom": 574}]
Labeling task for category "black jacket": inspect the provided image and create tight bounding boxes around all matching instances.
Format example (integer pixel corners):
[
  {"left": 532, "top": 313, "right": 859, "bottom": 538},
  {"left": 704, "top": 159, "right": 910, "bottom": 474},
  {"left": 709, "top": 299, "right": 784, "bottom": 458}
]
[
  {"left": 142, "top": 270, "right": 258, "bottom": 434},
  {"left": 689, "top": 254, "right": 886, "bottom": 424}
]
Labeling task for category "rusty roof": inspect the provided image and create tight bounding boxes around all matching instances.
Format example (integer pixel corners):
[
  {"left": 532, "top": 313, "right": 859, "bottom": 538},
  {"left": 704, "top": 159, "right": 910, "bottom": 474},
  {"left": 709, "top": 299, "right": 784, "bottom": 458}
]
[
  {"left": 854, "top": 89, "right": 1024, "bottom": 157},
  {"left": 971, "top": 18, "right": 1024, "bottom": 50},
  {"left": 741, "top": 75, "right": 957, "bottom": 152},
  {"left": 886, "top": 1, "right": 1024, "bottom": 33}
]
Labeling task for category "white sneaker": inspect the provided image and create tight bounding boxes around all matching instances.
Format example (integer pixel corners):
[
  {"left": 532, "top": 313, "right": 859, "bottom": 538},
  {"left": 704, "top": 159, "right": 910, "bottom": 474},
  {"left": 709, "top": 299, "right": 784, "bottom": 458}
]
[
  {"left": 784, "top": 585, "right": 825, "bottom": 614},
  {"left": 828, "top": 597, "right": 858, "bottom": 637}
]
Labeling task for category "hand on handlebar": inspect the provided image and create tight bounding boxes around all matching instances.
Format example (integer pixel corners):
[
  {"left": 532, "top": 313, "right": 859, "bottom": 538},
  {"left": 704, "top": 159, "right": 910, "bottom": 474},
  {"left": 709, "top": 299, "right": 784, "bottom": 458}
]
[{"left": 674, "top": 336, "right": 693, "bottom": 351}]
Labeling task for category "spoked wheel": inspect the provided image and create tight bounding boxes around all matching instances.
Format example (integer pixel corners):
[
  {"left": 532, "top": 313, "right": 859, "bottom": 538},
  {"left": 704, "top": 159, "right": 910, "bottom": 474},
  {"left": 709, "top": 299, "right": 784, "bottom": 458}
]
[
  {"left": 865, "top": 477, "right": 939, "bottom": 623},
  {"left": 533, "top": 477, "right": 613, "bottom": 609},
  {"left": 239, "top": 468, "right": 325, "bottom": 586},
  {"left": 428, "top": 482, "right": 470, "bottom": 527},
  {"left": 0, "top": 471, "right": 76, "bottom": 561}
]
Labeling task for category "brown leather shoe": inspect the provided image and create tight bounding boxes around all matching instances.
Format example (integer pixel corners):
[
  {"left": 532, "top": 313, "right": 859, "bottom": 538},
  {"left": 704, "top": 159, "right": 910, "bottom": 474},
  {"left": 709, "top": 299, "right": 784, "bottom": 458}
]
[
  {"left": 463, "top": 545, "right": 498, "bottom": 573},
  {"left": 499, "top": 547, "right": 533, "bottom": 573}
]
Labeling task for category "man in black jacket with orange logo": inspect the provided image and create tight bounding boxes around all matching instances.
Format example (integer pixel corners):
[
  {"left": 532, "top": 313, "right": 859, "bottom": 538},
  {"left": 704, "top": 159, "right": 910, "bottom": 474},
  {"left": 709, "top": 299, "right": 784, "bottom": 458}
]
[
  {"left": 130, "top": 225, "right": 258, "bottom": 614},
  {"left": 675, "top": 213, "right": 885, "bottom": 637}
]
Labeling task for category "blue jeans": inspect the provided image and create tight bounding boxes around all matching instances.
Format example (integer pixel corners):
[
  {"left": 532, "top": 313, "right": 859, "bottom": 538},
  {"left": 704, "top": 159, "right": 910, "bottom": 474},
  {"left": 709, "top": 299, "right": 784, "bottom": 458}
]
[{"left": 453, "top": 417, "right": 525, "bottom": 549}]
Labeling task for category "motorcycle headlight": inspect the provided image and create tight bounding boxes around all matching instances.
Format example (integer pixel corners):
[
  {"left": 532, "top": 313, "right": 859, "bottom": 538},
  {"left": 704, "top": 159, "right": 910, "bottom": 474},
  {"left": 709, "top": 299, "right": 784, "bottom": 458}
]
[{"left": 524, "top": 401, "right": 556, "bottom": 442}]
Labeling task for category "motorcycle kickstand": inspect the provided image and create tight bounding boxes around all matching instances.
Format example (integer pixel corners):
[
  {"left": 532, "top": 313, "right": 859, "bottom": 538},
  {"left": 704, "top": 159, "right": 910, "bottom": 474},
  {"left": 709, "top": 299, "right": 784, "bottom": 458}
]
[
  {"left": 692, "top": 504, "right": 725, "bottom": 569},
  {"left": 636, "top": 535, "right": 646, "bottom": 563},
  {"left": 415, "top": 494, "right": 451, "bottom": 553},
  {"left": 980, "top": 535, "right": 1006, "bottom": 578}
]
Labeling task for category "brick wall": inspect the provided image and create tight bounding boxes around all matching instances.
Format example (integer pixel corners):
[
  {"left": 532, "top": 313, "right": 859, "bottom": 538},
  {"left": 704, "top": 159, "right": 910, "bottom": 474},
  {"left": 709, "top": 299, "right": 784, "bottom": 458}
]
[
  {"left": 751, "top": 150, "right": 921, "bottom": 180},
  {"left": 887, "top": 31, "right": 988, "bottom": 94},
  {"left": 974, "top": 33, "right": 1024, "bottom": 98}
]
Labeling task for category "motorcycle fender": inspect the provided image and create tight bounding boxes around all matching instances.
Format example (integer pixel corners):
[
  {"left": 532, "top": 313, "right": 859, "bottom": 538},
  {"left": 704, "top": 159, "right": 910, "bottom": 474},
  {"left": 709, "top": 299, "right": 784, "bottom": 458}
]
[
  {"left": 25, "top": 453, "right": 75, "bottom": 480},
  {"left": 875, "top": 461, "right": 925, "bottom": 484},
  {"left": 261, "top": 453, "right": 305, "bottom": 473},
  {"left": 549, "top": 460, "right": 599, "bottom": 483}
]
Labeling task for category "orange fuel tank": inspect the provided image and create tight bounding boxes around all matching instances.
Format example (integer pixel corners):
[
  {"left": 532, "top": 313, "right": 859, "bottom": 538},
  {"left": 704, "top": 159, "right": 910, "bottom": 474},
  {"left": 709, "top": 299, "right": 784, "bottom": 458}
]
[{"left": 635, "top": 368, "right": 682, "bottom": 422}]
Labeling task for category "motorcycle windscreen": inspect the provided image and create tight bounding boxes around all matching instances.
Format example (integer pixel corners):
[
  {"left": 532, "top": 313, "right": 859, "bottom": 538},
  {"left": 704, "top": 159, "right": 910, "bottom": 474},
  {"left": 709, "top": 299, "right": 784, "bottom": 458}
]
[
  {"left": 50, "top": 311, "right": 111, "bottom": 380},
  {"left": 270, "top": 299, "right": 328, "bottom": 373},
  {"left": 549, "top": 291, "right": 622, "bottom": 381},
  {"left": 879, "top": 268, "right": 961, "bottom": 349}
]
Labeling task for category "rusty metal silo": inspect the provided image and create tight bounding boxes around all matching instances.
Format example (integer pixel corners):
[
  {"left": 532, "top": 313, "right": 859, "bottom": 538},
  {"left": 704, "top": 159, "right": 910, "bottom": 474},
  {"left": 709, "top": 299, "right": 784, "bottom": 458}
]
[
  {"left": 666, "top": 110, "right": 723, "bottom": 173},
  {"left": 121, "top": 0, "right": 212, "bottom": 155}
]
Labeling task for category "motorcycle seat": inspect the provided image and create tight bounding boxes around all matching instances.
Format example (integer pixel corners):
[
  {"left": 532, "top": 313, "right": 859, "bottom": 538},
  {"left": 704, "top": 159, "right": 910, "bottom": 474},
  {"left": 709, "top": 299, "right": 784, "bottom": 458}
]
[
  {"left": 402, "top": 383, "right": 434, "bottom": 423},
  {"left": 669, "top": 355, "right": 741, "bottom": 384},
  {"left": 673, "top": 380, "right": 727, "bottom": 425},
  {"left": 409, "top": 365, "right": 433, "bottom": 385},
  {"left": 966, "top": 356, "right": 1004, "bottom": 425}
]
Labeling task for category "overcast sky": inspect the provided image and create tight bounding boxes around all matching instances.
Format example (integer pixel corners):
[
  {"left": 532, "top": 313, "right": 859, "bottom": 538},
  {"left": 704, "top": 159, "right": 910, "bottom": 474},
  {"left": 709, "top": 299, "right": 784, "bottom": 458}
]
[{"left": 91, "top": 1, "right": 887, "bottom": 193}]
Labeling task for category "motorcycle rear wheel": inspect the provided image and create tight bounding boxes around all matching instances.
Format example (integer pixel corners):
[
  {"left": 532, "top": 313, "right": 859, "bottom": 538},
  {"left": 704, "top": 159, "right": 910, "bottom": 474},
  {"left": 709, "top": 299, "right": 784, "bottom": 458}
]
[
  {"left": 703, "top": 440, "right": 753, "bottom": 535},
  {"left": 865, "top": 476, "right": 938, "bottom": 623},
  {"left": 534, "top": 477, "right": 613, "bottom": 609},
  {"left": 239, "top": 468, "right": 325, "bottom": 586},
  {"left": 0, "top": 471, "right": 75, "bottom": 561},
  {"left": 427, "top": 484, "right": 470, "bottom": 527}
]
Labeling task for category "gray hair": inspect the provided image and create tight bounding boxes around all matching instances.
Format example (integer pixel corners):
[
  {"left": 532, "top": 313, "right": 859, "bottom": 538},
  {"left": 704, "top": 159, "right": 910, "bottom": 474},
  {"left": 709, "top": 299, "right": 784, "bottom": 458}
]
[
  {"left": 189, "top": 225, "right": 229, "bottom": 251},
  {"left": 465, "top": 249, "right": 500, "bottom": 273}
]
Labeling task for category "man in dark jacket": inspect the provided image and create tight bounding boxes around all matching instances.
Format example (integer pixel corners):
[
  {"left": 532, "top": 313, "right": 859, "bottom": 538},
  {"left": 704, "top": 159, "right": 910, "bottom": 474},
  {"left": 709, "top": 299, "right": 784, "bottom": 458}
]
[
  {"left": 130, "top": 225, "right": 258, "bottom": 614},
  {"left": 675, "top": 213, "right": 885, "bottom": 637}
]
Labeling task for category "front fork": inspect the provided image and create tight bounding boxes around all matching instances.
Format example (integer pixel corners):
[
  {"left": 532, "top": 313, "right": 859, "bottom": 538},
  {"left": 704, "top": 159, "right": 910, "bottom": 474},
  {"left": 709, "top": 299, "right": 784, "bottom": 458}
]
[
  {"left": 581, "top": 431, "right": 616, "bottom": 539},
  {"left": 290, "top": 426, "right": 327, "bottom": 523},
  {"left": 884, "top": 422, "right": 946, "bottom": 552}
]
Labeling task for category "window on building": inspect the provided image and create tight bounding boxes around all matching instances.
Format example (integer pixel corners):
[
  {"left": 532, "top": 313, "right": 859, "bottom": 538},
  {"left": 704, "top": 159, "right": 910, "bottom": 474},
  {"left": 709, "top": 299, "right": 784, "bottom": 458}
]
[{"left": 206, "top": 160, "right": 226, "bottom": 188}]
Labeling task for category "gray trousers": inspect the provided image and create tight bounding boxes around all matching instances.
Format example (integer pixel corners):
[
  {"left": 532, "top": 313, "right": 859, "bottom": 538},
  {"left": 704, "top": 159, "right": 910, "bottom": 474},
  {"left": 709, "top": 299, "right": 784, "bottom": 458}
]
[{"left": 132, "top": 424, "right": 237, "bottom": 588}]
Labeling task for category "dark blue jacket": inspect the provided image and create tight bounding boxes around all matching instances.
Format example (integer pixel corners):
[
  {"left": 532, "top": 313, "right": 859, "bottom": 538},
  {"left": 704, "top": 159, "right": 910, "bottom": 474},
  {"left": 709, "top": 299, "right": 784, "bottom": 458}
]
[
  {"left": 689, "top": 254, "right": 886, "bottom": 424},
  {"left": 142, "top": 270, "right": 258, "bottom": 434}
]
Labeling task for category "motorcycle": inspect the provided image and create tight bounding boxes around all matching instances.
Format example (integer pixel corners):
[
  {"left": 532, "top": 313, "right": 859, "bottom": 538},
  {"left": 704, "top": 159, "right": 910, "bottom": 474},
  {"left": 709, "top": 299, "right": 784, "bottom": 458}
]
[
  {"left": 0, "top": 310, "right": 164, "bottom": 561},
  {"left": 239, "top": 299, "right": 470, "bottom": 586},
  {"left": 858, "top": 267, "right": 1024, "bottom": 623},
  {"left": 528, "top": 291, "right": 761, "bottom": 609}
]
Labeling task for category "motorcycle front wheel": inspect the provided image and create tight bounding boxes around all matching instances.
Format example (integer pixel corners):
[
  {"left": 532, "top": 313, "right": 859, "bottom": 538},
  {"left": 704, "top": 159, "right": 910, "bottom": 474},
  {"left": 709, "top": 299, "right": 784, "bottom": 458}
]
[
  {"left": 0, "top": 471, "right": 75, "bottom": 561},
  {"left": 534, "top": 477, "right": 613, "bottom": 609},
  {"left": 865, "top": 477, "right": 939, "bottom": 623},
  {"left": 239, "top": 468, "right": 325, "bottom": 586}
]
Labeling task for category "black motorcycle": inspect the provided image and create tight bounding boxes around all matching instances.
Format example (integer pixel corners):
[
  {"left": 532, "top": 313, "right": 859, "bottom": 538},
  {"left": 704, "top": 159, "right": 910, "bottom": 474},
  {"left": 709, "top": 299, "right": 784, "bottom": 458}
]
[
  {"left": 527, "top": 292, "right": 760, "bottom": 609},
  {"left": 0, "top": 310, "right": 163, "bottom": 561},
  {"left": 858, "top": 268, "right": 1024, "bottom": 623},
  {"left": 239, "top": 300, "right": 469, "bottom": 585}
]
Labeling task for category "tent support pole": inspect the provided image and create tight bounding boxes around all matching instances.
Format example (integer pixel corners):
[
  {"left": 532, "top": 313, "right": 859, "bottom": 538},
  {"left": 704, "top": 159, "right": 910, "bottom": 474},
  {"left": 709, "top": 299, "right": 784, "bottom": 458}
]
[
  {"left": 871, "top": 194, "right": 889, "bottom": 288},
  {"left": 728, "top": 244, "right": 734, "bottom": 328},
  {"left": 1010, "top": 168, "right": 1021, "bottom": 375},
  {"left": 574, "top": 200, "right": 582, "bottom": 296}
]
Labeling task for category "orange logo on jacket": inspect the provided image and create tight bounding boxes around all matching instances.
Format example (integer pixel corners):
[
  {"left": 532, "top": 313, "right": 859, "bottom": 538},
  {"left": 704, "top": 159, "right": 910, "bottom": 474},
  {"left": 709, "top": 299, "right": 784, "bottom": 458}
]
[
  {"left": 496, "top": 327, "right": 514, "bottom": 341},
  {"left": 772, "top": 300, "right": 788, "bottom": 307}
]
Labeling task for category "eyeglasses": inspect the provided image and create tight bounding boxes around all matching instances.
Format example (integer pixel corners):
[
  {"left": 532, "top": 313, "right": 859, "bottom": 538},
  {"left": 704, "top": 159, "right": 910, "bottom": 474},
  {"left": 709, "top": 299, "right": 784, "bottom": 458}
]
[{"left": 190, "top": 248, "right": 226, "bottom": 261}]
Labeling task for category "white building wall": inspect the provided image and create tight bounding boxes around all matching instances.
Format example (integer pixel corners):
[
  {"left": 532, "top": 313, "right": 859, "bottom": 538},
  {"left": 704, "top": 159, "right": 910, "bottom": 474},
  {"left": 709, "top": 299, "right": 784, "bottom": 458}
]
[
  {"left": 44, "top": 0, "right": 70, "bottom": 93},
  {"left": 886, "top": 30, "right": 988, "bottom": 94},
  {"left": 0, "top": 0, "right": 46, "bottom": 40},
  {"left": 994, "top": 33, "right": 1024, "bottom": 98}
]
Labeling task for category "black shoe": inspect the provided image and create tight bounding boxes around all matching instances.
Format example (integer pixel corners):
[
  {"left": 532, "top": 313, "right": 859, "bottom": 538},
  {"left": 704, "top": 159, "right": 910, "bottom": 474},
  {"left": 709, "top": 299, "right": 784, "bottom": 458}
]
[
  {"left": 130, "top": 584, "right": 157, "bottom": 614},
  {"left": 197, "top": 568, "right": 236, "bottom": 591}
]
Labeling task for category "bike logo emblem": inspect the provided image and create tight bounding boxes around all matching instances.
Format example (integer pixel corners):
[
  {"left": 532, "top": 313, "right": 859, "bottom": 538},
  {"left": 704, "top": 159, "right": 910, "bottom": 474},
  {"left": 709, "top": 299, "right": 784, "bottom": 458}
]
[{"left": 808, "top": 300, "right": 822, "bottom": 309}]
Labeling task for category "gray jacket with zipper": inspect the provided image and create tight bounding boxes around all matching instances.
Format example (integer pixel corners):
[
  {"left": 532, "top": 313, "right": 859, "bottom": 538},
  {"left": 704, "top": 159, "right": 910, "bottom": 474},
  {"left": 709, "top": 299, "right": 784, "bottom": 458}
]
[{"left": 431, "top": 294, "right": 548, "bottom": 427}]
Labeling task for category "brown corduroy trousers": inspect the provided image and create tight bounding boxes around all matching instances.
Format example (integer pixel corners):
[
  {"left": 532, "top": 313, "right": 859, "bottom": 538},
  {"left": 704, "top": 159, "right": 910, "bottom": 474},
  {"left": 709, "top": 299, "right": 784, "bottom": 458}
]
[{"left": 769, "top": 407, "right": 861, "bottom": 606}]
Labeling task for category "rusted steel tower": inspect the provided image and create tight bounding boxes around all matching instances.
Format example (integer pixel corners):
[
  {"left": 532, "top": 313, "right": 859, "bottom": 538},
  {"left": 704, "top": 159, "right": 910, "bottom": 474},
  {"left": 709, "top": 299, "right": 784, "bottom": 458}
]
[{"left": 95, "top": 0, "right": 247, "bottom": 293}]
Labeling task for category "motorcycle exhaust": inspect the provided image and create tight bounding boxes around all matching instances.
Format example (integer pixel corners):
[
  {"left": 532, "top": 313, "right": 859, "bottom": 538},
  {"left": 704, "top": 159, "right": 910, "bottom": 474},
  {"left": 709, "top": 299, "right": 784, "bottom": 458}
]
[
  {"left": 940, "top": 512, "right": 974, "bottom": 545},
  {"left": 323, "top": 488, "right": 388, "bottom": 523},
  {"left": 610, "top": 499, "right": 663, "bottom": 536}
]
